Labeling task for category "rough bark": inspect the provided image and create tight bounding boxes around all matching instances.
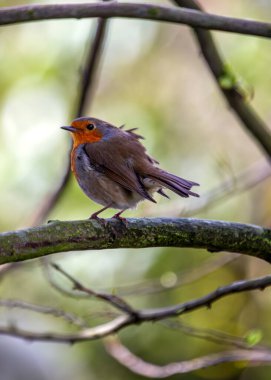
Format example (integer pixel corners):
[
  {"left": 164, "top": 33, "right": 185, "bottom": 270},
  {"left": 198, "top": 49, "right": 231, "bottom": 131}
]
[{"left": 0, "top": 218, "right": 270, "bottom": 264}]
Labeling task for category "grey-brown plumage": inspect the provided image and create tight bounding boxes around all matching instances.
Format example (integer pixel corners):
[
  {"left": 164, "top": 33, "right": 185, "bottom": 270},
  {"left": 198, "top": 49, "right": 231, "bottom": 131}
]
[{"left": 61, "top": 117, "right": 199, "bottom": 219}]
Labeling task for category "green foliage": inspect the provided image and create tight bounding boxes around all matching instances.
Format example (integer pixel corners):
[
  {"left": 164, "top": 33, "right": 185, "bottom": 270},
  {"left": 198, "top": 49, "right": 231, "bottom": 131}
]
[{"left": 245, "top": 329, "right": 263, "bottom": 347}]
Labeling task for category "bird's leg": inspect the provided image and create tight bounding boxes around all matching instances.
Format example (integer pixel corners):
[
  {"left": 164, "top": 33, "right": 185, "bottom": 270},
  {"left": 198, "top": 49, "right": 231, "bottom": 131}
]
[
  {"left": 112, "top": 210, "right": 127, "bottom": 225},
  {"left": 89, "top": 205, "right": 111, "bottom": 225}
]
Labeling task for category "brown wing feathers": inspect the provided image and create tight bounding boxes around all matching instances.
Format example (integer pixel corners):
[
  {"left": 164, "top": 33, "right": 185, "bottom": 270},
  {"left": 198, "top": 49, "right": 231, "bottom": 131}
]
[
  {"left": 84, "top": 129, "right": 199, "bottom": 202},
  {"left": 84, "top": 141, "right": 157, "bottom": 203}
]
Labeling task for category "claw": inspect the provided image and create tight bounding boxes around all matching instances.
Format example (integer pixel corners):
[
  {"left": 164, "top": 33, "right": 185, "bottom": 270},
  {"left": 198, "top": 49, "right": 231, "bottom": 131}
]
[
  {"left": 89, "top": 214, "right": 108, "bottom": 227},
  {"left": 112, "top": 210, "right": 128, "bottom": 226},
  {"left": 89, "top": 205, "right": 112, "bottom": 226}
]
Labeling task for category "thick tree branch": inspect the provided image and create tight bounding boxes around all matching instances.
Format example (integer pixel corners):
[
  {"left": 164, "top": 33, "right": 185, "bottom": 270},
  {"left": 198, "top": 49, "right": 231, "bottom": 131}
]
[
  {"left": 173, "top": 0, "right": 271, "bottom": 158},
  {"left": 0, "top": 3, "right": 271, "bottom": 38},
  {"left": 0, "top": 218, "right": 270, "bottom": 264}
]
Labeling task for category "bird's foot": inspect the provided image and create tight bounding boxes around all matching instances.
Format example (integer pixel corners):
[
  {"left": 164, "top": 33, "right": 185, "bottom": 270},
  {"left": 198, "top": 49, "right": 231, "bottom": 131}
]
[
  {"left": 89, "top": 213, "right": 108, "bottom": 227},
  {"left": 112, "top": 211, "right": 128, "bottom": 227},
  {"left": 89, "top": 205, "right": 112, "bottom": 227}
]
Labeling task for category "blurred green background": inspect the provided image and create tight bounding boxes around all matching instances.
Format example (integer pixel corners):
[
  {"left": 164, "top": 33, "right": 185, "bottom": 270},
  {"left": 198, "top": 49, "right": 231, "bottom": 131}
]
[{"left": 0, "top": 0, "right": 271, "bottom": 379}]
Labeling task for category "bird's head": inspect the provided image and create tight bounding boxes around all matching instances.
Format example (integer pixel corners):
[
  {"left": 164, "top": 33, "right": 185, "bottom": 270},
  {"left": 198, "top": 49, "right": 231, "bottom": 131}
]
[{"left": 61, "top": 117, "right": 115, "bottom": 146}]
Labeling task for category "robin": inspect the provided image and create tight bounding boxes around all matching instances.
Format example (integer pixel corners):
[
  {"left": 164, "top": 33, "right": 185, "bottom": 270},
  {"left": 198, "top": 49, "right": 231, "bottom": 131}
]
[{"left": 61, "top": 117, "right": 199, "bottom": 220}]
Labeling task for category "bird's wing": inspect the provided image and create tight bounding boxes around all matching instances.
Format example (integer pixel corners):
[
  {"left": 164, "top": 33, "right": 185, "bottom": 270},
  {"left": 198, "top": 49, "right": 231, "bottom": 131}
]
[{"left": 83, "top": 138, "right": 156, "bottom": 203}]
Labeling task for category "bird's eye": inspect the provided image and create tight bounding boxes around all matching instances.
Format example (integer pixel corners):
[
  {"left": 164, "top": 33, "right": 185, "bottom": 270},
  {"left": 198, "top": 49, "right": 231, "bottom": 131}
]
[{"left": 86, "top": 123, "right": 95, "bottom": 131}]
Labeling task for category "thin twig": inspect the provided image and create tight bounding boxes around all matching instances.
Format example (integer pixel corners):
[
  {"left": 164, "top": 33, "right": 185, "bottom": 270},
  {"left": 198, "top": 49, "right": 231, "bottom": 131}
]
[
  {"left": 43, "top": 254, "right": 236, "bottom": 300},
  {"left": 0, "top": 315, "right": 130, "bottom": 343},
  {"left": 173, "top": 0, "right": 271, "bottom": 158},
  {"left": 182, "top": 160, "right": 271, "bottom": 217},
  {"left": 162, "top": 320, "right": 266, "bottom": 350},
  {"left": 0, "top": 299, "right": 87, "bottom": 328},
  {"left": 0, "top": 3, "right": 271, "bottom": 38},
  {"left": 139, "top": 274, "right": 271, "bottom": 321},
  {"left": 148, "top": 160, "right": 271, "bottom": 217},
  {"left": 75, "top": 8, "right": 109, "bottom": 117},
  {"left": 0, "top": 274, "right": 270, "bottom": 343},
  {"left": 111, "top": 253, "right": 237, "bottom": 297},
  {"left": 105, "top": 336, "right": 271, "bottom": 377},
  {"left": 51, "top": 263, "right": 138, "bottom": 316},
  {"left": 42, "top": 259, "right": 89, "bottom": 299}
]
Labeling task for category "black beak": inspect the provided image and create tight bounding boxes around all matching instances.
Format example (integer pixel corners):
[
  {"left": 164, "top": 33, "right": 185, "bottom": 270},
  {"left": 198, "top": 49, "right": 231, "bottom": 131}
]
[{"left": 61, "top": 126, "right": 78, "bottom": 133}]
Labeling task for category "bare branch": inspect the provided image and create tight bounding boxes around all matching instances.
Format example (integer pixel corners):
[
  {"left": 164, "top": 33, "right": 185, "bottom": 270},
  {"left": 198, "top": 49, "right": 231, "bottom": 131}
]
[
  {"left": 75, "top": 10, "right": 108, "bottom": 117},
  {"left": 0, "top": 315, "right": 130, "bottom": 343},
  {"left": 105, "top": 336, "right": 271, "bottom": 377},
  {"left": 0, "top": 299, "right": 87, "bottom": 328},
  {"left": 0, "top": 3, "right": 271, "bottom": 38},
  {"left": 112, "top": 253, "right": 237, "bottom": 297},
  {"left": 139, "top": 274, "right": 271, "bottom": 320},
  {"left": 162, "top": 320, "right": 265, "bottom": 350},
  {"left": 51, "top": 263, "right": 138, "bottom": 316},
  {"left": 151, "top": 160, "right": 271, "bottom": 218},
  {"left": 173, "top": 0, "right": 271, "bottom": 158},
  {"left": 0, "top": 218, "right": 270, "bottom": 264},
  {"left": 0, "top": 274, "right": 270, "bottom": 343},
  {"left": 29, "top": 161, "right": 72, "bottom": 227},
  {"left": 182, "top": 160, "right": 271, "bottom": 216},
  {"left": 42, "top": 259, "right": 89, "bottom": 299}
]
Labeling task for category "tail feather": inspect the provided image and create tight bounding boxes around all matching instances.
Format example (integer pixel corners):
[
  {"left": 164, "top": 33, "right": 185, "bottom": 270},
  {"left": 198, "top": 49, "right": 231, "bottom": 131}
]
[
  {"left": 148, "top": 169, "right": 199, "bottom": 198},
  {"left": 157, "top": 170, "right": 199, "bottom": 188},
  {"left": 157, "top": 188, "right": 170, "bottom": 199}
]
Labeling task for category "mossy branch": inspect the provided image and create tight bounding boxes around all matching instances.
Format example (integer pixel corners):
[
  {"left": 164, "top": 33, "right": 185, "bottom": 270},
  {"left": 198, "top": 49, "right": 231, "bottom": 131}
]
[{"left": 0, "top": 218, "right": 270, "bottom": 264}]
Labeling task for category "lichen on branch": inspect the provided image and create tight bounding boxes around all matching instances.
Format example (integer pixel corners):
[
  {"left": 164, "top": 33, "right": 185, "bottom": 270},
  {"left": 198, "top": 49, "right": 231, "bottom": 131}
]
[{"left": 0, "top": 218, "right": 270, "bottom": 264}]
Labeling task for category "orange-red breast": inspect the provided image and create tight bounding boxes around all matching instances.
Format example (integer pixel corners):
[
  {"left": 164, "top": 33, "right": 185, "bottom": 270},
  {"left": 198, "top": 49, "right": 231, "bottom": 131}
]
[{"left": 61, "top": 117, "right": 199, "bottom": 220}]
